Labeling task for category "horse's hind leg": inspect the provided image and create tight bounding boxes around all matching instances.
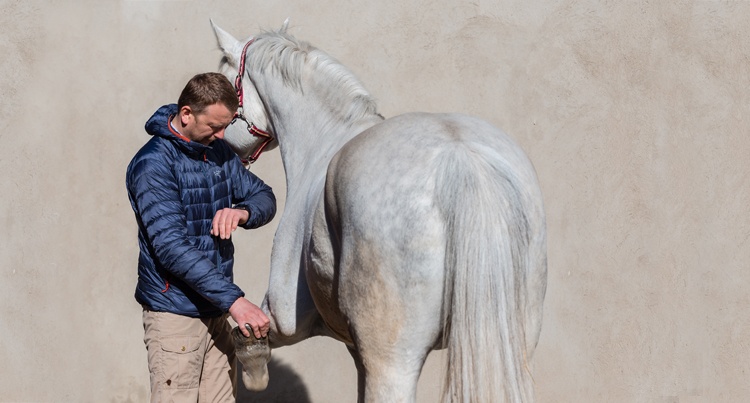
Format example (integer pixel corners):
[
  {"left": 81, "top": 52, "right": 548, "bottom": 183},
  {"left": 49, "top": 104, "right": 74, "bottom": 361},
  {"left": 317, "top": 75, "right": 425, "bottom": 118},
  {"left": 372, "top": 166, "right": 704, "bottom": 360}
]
[
  {"left": 342, "top": 262, "right": 445, "bottom": 403},
  {"left": 347, "top": 346, "right": 367, "bottom": 403},
  {"left": 348, "top": 335, "right": 431, "bottom": 403}
]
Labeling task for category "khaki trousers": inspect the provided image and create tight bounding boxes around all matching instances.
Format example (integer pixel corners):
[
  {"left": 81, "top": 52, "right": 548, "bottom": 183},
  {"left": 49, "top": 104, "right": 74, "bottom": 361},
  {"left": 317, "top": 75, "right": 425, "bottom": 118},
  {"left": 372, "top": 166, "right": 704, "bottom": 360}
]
[{"left": 143, "top": 310, "right": 237, "bottom": 403}]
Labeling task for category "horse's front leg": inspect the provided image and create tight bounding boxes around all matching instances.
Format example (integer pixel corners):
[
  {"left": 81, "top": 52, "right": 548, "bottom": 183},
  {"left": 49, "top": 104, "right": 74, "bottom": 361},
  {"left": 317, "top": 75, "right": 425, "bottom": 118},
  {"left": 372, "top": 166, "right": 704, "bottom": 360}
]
[{"left": 233, "top": 287, "right": 323, "bottom": 391}]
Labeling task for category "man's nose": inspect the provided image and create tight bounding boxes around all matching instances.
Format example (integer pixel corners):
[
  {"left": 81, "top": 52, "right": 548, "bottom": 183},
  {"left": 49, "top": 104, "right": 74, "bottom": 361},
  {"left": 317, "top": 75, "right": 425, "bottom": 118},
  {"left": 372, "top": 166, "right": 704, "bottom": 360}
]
[{"left": 215, "top": 128, "right": 225, "bottom": 139}]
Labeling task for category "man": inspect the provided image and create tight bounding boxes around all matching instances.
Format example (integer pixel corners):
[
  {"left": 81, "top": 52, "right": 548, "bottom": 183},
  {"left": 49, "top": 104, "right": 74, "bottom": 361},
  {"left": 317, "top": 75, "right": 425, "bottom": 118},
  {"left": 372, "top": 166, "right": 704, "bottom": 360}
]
[{"left": 126, "top": 72, "right": 276, "bottom": 402}]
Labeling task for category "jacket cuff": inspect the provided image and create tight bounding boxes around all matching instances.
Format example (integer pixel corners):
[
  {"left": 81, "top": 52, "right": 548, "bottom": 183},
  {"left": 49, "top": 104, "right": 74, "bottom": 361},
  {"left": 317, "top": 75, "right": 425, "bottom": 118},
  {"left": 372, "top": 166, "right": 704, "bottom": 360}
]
[
  {"left": 218, "top": 287, "right": 245, "bottom": 312},
  {"left": 234, "top": 204, "right": 255, "bottom": 229}
]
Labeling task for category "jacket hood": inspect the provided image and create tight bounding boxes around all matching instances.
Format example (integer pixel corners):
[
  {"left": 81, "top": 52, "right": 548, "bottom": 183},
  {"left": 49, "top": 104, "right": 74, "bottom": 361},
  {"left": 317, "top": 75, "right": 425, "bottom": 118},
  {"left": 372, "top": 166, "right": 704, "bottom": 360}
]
[{"left": 145, "top": 104, "right": 209, "bottom": 157}]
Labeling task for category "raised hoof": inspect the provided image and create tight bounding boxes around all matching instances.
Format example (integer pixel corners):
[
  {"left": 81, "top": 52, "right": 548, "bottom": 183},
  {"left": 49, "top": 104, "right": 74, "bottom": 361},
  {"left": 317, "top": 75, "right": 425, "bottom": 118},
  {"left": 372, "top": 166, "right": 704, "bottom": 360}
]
[{"left": 232, "top": 326, "right": 271, "bottom": 391}]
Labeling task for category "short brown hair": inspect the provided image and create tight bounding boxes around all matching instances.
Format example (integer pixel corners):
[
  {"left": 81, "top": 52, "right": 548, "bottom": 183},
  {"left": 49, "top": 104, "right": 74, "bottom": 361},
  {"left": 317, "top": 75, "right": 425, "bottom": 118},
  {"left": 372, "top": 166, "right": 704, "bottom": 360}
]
[{"left": 177, "top": 72, "right": 239, "bottom": 114}]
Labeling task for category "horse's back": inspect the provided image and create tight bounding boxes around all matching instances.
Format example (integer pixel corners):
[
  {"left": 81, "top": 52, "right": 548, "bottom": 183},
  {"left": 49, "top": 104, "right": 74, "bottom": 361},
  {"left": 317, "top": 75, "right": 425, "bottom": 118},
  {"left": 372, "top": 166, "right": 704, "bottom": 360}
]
[
  {"left": 332, "top": 112, "right": 542, "bottom": 211},
  {"left": 345, "top": 112, "right": 537, "bottom": 176}
]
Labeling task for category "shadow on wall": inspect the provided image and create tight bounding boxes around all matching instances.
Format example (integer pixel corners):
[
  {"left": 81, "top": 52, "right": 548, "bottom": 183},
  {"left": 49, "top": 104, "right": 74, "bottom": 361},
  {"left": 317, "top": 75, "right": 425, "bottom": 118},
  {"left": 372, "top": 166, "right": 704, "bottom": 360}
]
[{"left": 236, "top": 358, "right": 312, "bottom": 403}]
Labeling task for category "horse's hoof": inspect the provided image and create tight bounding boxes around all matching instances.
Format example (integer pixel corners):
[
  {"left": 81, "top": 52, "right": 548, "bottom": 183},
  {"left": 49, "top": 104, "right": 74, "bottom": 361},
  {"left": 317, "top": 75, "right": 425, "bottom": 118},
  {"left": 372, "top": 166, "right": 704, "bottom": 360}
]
[{"left": 232, "top": 326, "right": 271, "bottom": 391}]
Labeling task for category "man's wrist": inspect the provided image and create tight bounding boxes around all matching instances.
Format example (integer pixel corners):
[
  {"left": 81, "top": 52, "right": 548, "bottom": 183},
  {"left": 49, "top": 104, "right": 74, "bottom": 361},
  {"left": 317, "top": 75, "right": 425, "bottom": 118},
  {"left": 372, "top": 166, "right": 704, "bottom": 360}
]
[
  {"left": 228, "top": 296, "right": 246, "bottom": 314},
  {"left": 234, "top": 205, "right": 251, "bottom": 225}
]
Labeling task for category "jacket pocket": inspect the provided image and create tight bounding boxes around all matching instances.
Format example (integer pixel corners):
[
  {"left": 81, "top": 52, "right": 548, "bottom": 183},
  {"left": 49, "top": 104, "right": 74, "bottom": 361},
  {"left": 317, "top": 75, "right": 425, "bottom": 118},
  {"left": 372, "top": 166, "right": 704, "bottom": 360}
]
[{"left": 159, "top": 336, "right": 203, "bottom": 389}]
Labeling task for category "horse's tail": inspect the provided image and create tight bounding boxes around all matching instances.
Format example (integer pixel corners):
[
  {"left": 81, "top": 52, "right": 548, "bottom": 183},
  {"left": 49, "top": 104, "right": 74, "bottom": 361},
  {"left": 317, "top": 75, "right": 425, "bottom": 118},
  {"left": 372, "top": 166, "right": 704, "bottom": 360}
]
[{"left": 436, "top": 141, "right": 544, "bottom": 403}]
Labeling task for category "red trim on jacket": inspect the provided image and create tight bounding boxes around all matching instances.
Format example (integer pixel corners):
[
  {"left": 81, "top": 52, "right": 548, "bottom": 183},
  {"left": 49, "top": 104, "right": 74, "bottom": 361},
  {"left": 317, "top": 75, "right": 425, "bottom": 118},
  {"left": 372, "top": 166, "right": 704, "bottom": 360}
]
[{"left": 167, "top": 115, "right": 191, "bottom": 143}]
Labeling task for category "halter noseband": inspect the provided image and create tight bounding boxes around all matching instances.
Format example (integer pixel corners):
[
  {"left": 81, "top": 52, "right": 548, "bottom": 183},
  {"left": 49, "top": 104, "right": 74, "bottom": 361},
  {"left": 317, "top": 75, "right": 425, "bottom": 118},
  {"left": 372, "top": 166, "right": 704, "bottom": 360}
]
[{"left": 232, "top": 38, "right": 273, "bottom": 164}]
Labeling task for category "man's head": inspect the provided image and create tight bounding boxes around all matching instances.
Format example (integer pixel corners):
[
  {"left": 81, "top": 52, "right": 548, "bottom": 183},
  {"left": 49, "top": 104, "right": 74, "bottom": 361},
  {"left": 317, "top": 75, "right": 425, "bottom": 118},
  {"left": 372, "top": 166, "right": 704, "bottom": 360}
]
[{"left": 175, "top": 72, "right": 239, "bottom": 145}]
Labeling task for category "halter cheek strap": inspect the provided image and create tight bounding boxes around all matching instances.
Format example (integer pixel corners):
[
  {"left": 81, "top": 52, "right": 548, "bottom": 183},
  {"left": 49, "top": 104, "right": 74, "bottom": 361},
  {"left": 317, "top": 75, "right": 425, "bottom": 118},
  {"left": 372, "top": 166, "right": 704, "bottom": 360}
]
[{"left": 233, "top": 38, "right": 274, "bottom": 164}]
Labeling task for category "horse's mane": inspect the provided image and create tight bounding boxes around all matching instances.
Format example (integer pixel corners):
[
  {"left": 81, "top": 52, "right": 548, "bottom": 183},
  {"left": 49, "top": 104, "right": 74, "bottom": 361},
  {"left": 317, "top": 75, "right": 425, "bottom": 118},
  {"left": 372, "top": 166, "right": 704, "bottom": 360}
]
[{"left": 247, "top": 30, "right": 379, "bottom": 122}]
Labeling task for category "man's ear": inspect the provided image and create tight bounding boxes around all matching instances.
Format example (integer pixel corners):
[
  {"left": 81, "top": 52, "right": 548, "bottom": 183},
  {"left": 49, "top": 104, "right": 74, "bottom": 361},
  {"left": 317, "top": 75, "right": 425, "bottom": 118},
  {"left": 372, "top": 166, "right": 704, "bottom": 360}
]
[{"left": 179, "top": 106, "right": 194, "bottom": 126}]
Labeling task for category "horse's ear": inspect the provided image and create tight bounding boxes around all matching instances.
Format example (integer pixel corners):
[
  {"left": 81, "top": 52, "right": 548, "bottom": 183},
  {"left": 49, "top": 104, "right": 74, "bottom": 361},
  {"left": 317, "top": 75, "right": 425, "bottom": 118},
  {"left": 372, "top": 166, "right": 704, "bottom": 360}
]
[
  {"left": 280, "top": 18, "right": 290, "bottom": 33},
  {"left": 211, "top": 19, "right": 241, "bottom": 62}
]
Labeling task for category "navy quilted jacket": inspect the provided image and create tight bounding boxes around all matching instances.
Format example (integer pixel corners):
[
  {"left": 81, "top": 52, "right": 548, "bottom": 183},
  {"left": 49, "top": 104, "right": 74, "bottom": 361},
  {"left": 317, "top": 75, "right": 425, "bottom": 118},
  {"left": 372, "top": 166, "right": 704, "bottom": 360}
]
[{"left": 126, "top": 104, "right": 276, "bottom": 317}]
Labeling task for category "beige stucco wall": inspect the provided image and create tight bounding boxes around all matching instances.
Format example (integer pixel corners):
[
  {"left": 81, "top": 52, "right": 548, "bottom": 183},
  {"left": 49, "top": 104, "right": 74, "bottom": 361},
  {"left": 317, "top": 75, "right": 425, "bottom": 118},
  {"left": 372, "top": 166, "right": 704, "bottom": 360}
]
[{"left": 1, "top": 0, "right": 748, "bottom": 401}]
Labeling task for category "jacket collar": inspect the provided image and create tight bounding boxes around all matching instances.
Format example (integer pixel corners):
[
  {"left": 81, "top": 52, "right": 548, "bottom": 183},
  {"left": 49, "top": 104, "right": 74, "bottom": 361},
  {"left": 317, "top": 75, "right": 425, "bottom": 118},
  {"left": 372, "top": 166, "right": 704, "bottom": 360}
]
[{"left": 145, "top": 104, "right": 211, "bottom": 158}]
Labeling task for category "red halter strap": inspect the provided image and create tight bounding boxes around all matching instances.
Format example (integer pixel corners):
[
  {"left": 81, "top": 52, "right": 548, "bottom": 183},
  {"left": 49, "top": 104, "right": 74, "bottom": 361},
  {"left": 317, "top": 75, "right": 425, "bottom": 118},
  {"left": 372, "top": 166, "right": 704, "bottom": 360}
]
[{"left": 232, "top": 38, "right": 274, "bottom": 164}]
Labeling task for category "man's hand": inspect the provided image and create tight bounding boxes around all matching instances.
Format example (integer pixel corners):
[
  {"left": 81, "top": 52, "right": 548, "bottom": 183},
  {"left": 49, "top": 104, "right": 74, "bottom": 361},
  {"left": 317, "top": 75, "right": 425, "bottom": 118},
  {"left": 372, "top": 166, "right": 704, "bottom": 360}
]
[
  {"left": 211, "top": 207, "right": 250, "bottom": 239},
  {"left": 229, "top": 297, "right": 270, "bottom": 339}
]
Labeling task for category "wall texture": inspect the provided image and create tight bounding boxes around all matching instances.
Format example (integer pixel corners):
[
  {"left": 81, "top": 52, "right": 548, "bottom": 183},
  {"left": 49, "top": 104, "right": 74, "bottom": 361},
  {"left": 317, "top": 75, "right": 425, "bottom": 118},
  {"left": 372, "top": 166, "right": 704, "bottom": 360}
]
[{"left": 1, "top": 0, "right": 748, "bottom": 402}]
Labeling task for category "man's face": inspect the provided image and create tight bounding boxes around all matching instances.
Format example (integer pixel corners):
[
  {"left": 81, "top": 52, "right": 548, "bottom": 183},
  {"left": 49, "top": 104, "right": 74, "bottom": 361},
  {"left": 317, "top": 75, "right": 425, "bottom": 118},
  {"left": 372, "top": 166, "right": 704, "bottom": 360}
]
[{"left": 182, "top": 103, "right": 235, "bottom": 146}]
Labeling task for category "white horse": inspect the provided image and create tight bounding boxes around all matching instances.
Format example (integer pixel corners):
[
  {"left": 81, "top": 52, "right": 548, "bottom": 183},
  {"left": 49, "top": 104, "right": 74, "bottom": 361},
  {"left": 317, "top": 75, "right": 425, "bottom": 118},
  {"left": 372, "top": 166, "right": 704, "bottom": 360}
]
[{"left": 212, "top": 21, "right": 547, "bottom": 403}]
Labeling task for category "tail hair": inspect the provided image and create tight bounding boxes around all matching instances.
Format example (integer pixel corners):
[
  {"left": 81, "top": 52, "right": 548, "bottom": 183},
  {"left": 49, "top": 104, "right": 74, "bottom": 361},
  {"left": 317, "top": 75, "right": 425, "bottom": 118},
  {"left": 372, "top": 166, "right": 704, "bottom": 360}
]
[{"left": 436, "top": 145, "right": 534, "bottom": 403}]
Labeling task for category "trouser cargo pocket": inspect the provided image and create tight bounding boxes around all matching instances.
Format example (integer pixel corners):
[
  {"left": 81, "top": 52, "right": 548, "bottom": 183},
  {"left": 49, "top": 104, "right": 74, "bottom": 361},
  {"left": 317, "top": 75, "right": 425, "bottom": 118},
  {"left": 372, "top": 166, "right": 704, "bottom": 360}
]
[{"left": 158, "top": 336, "right": 203, "bottom": 389}]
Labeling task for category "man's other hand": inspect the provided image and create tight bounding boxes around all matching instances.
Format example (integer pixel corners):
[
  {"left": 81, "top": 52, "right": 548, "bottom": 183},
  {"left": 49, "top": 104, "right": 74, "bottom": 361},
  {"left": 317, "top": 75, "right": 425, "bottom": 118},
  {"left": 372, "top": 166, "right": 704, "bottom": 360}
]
[{"left": 211, "top": 207, "right": 250, "bottom": 239}]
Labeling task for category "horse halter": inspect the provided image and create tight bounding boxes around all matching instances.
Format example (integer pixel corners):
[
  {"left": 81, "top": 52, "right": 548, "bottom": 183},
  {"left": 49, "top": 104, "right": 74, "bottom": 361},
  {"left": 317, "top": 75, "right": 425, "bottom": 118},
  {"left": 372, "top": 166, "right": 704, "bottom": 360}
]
[{"left": 232, "top": 38, "right": 274, "bottom": 164}]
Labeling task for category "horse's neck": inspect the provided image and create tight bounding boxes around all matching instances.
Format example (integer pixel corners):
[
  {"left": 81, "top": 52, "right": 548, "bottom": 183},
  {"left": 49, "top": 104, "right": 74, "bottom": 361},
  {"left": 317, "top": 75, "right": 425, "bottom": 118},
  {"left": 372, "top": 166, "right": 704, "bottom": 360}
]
[
  {"left": 276, "top": 114, "right": 379, "bottom": 240},
  {"left": 281, "top": 118, "right": 380, "bottom": 189},
  {"left": 258, "top": 79, "right": 380, "bottom": 192}
]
